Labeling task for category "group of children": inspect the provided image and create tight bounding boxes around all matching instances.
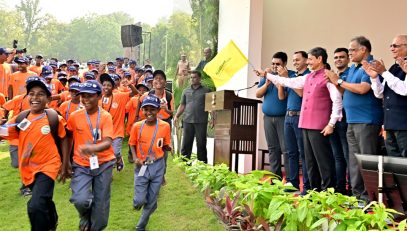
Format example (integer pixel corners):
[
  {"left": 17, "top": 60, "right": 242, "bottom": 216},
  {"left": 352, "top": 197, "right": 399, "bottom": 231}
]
[{"left": 0, "top": 58, "right": 174, "bottom": 231}]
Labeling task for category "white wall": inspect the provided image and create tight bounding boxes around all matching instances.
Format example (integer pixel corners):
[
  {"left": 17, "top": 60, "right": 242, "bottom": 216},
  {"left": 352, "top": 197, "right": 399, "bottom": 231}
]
[{"left": 217, "top": 0, "right": 264, "bottom": 173}]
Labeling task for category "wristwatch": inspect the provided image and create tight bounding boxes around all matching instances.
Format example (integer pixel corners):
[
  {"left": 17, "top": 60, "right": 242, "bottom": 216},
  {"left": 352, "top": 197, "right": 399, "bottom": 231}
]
[{"left": 337, "top": 79, "right": 344, "bottom": 87}]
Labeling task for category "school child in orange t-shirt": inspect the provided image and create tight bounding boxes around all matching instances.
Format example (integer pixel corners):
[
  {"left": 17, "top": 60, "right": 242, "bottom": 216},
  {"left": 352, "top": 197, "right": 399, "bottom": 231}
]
[
  {"left": 2, "top": 93, "right": 30, "bottom": 169},
  {"left": 0, "top": 77, "right": 69, "bottom": 231},
  {"left": 9, "top": 57, "right": 37, "bottom": 98},
  {"left": 125, "top": 83, "right": 149, "bottom": 163},
  {"left": 129, "top": 95, "right": 172, "bottom": 231},
  {"left": 100, "top": 73, "right": 138, "bottom": 171},
  {"left": 58, "top": 82, "right": 82, "bottom": 120},
  {"left": 41, "top": 66, "right": 64, "bottom": 109},
  {"left": 66, "top": 80, "right": 115, "bottom": 231}
]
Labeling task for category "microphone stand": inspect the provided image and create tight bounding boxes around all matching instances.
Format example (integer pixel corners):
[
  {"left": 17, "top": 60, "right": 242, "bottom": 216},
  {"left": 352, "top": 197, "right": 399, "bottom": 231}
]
[{"left": 235, "top": 82, "right": 259, "bottom": 97}]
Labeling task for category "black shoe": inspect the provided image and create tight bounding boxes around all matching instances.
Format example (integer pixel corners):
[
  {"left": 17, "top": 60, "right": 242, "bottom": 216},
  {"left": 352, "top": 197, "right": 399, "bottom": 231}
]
[
  {"left": 116, "top": 156, "right": 125, "bottom": 172},
  {"left": 20, "top": 186, "right": 32, "bottom": 197}
]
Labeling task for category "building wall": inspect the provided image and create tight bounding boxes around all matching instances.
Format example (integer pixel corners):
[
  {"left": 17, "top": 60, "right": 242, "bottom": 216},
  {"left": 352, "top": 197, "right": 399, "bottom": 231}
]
[{"left": 261, "top": 0, "right": 407, "bottom": 70}]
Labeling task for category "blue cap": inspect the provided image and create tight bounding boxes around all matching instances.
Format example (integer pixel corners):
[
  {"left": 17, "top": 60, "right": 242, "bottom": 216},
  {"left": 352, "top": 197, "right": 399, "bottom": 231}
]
[
  {"left": 26, "top": 76, "right": 52, "bottom": 96},
  {"left": 57, "top": 71, "right": 67, "bottom": 77},
  {"left": 107, "top": 61, "right": 114, "bottom": 65},
  {"left": 144, "top": 73, "right": 153, "bottom": 82},
  {"left": 15, "top": 57, "right": 29, "bottom": 63},
  {"left": 107, "top": 66, "right": 115, "bottom": 71},
  {"left": 90, "top": 68, "right": 99, "bottom": 73},
  {"left": 79, "top": 80, "right": 102, "bottom": 94},
  {"left": 153, "top": 69, "right": 166, "bottom": 80},
  {"left": 41, "top": 66, "right": 53, "bottom": 78},
  {"left": 94, "top": 60, "right": 101, "bottom": 64},
  {"left": 129, "top": 60, "right": 137, "bottom": 65},
  {"left": 116, "top": 57, "right": 124, "bottom": 61},
  {"left": 58, "top": 75, "right": 67, "bottom": 81},
  {"left": 59, "top": 62, "right": 67, "bottom": 67},
  {"left": 66, "top": 59, "right": 74, "bottom": 63},
  {"left": 68, "top": 75, "right": 80, "bottom": 83},
  {"left": 68, "top": 66, "right": 77, "bottom": 71},
  {"left": 0, "top": 47, "right": 10, "bottom": 55},
  {"left": 141, "top": 95, "right": 160, "bottom": 108},
  {"left": 73, "top": 62, "right": 80, "bottom": 67},
  {"left": 100, "top": 73, "right": 115, "bottom": 86},
  {"left": 49, "top": 61, "right": 58, "bottom": 67},
  {"left": 124, "top": 71, "right": 131, "bottom": 77},
  {"left": 87, "top": 60, "right": 95, "bottom": 65},
  {"left": 84, "top": 71, "right": 95, "bottom": 79},
  {"left": 136, "top": 83, "right": 149, "bottom": 91},
  {"left": 69, "top": 82, "right": 81, "bottom": 91},
  {"left": 144, "top": 68, "right": 153, "bottom": 74}
]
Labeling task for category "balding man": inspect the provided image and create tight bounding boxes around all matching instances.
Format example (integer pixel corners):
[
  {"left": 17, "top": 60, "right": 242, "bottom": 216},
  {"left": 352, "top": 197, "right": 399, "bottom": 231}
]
[{"left": 363, "top": 35, "right": 407, "bottom": 157}]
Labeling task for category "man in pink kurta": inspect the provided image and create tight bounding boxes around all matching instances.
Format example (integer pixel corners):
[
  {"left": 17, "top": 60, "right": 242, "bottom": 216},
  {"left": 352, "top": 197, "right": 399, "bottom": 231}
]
[{"left": 257, "top": 47, "right": 343, "bottom": 192}]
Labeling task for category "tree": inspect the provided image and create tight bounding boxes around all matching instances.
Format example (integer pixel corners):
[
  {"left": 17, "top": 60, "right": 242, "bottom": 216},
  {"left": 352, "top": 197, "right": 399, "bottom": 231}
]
[
  {"left": 16, "top": 0, "right": 48, "bottom": 48},
  {"left": 189, "top": 0, "right": 219, "bottom": 57}
]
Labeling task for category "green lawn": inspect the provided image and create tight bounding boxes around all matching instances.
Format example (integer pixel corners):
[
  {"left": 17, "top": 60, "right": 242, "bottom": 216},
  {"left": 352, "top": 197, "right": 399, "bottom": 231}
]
[{"left": 0, "top": 143, "right": 224, "bottom": 231}]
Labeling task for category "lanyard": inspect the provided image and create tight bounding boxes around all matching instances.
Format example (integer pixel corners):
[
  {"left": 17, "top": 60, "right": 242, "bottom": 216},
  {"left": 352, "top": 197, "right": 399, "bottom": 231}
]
[
  {"left": 2, "top": 112, "right": 46, "bottom": 128},
  {"left": 85, "top": 107, "right": 101, "bottom": 144},
  {"left": 66, "top": 101, "right": 81, "bottom": 120},
  {"left": 138, "top": 120, "right": 158, "bottom": 161},
  {"left": 102, "top": 94, "right": 113, "bottom": 112}
]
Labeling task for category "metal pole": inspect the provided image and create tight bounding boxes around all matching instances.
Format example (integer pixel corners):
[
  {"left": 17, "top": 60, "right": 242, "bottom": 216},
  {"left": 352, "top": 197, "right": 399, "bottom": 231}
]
[
  {"left": 164, "top": 33, "right": 168, "bottom": 72},
  {"left": 378, "top": 155, "right": 383, "bottom": 204},
  {"left": 148, "top": 32, "right": 151, "bottom": 60}
]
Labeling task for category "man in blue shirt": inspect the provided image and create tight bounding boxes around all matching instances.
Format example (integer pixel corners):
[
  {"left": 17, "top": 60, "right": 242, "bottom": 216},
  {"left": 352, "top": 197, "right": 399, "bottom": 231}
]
[
  {"left": 256, "top": 52, "right": 288, "bottom": 179},
  {"left": 330, "top": 47, "right": 351, "bottom": 195},
  {"left": 326, "top": 36, "right": 383, "bottom": 201},
  {"left": 281, "top": 51, "right": 310, "bottom": 194}
]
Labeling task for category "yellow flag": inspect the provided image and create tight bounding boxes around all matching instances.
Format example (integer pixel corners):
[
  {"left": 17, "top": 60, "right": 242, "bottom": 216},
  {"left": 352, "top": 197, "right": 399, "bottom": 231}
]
[{"left": 203, "top": 40, "right": 248, "bottom": 87}]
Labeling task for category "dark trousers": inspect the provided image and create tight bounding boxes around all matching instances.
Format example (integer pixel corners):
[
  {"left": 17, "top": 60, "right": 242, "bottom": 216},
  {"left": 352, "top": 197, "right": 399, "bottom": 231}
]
[
  {"left": 264, "top": 115, "right": 288, "bottom": 179},
  {"left": 27, "top": 173, "right": 58, "bottom": 231},
  {"left": 284, "top": 115, "right": 310, "bottom": 191},
  {"left": 347, "top": 123, "right": 381, "bottom": 198},
  {"left": 303, "top": 129, "right": 336, "bottom": 191},
  {"left": 385, "top": 130, "right": 407, "bottom": 157},
  {"left": 329, "top": 120, "right": 349, "bottom": 194},
  {"left": 181, "top": 122, "right": 208, "bottom": 163}
]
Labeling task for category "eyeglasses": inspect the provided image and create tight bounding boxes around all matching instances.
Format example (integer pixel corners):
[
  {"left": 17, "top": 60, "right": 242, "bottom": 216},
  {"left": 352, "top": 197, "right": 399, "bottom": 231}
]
[
  {"left": 348, "top": 48, "right": 360, "bottom": 53},
  {"left": 390, "top": 44, "right": 407, "bottom": 48}
]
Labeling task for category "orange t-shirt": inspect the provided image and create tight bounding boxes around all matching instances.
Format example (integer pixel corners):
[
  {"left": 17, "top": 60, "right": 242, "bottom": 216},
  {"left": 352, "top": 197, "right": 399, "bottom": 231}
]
[
  {"left": 2, "top": 94, "right": 31, "bottom": 146},
  {"left": 2, "top": 113, "right": 66, "bottom": 185},
  {"left": 10, "top": 71, "right": 36, "bottom": 97},
  {"left": 48, "top": 79, "right": 65, "bottom": 109},
  {"left": 139, "top": 91, "right": 174, "bottom": 121},
  {"left": 28, "top": 65, "right": 42, "bottom": 76},
  {"left": 125, "top": 95, "right": 141, "bottom": 135},
  {"left": 100, "top": 91, "right": 130, "bottom": 138},
  {"left": 58, "top": 100, "right": 82, "bottom": 121},
  {"left": 59, "top": 90, "right": 71, "bottom": 102},
  {"left": 128, "top": 119, "right": 171, "bottom": 161},
  {"left": 66, "top": 108, "right": 115, "bottom": 167},
  {"left": 0, "top": 63, "right": 12, "bottom": 98}
]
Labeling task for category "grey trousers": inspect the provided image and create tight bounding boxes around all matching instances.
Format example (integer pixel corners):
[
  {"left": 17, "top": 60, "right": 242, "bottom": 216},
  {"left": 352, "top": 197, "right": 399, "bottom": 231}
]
[
  {"left": 9, "top": 145, "right": 18, "bottom": 168},
  {"left": 347, "top": 123, "right": 381, "bottom": 199},
  {"left": 70, "top": 160, "right": 115, "bottom": 231},
  {"left": 181, "top": 122, "right": 208, "bottom": 163},
  {"left": 263, "top": 115, "right": 288, "bottom": 179},
  {"left": 133, "top": 157, "right": 165, "bottom": 231}
]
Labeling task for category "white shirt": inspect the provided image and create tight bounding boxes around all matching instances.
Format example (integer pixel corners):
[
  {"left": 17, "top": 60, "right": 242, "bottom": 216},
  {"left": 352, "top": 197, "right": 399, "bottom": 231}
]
[
  {"left": 370, "top": 70, "right": 407, "bottom": 98},
  {"left": 265, "top": 72, "right": 343, "bottom": 125}
]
